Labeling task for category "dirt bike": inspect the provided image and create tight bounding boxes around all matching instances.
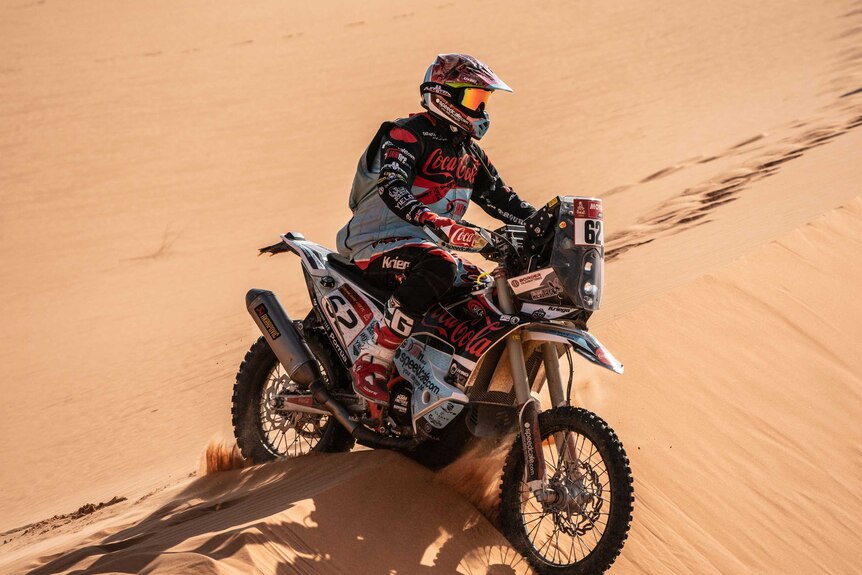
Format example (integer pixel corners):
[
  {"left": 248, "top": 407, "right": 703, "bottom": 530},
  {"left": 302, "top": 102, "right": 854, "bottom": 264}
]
[{"left": 232, "top": 196, "right": 633, "bottom": 574}]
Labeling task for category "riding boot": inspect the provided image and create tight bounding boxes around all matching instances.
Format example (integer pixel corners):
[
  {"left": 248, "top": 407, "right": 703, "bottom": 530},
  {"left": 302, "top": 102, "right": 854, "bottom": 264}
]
[{"left": 351, "top": 297, "right": 418, "bottom": 404}]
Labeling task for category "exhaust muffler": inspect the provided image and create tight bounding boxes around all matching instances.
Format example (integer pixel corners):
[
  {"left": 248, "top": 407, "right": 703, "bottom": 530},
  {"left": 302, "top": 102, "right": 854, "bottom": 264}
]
[{"left": 246, "top": 288, "right": 319, "bottom": 387}]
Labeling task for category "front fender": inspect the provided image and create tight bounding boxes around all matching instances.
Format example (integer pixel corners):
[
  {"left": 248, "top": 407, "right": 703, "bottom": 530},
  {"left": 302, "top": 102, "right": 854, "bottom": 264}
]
[{"left": 522, "top": 324, "right": 624, "bottom": 374}]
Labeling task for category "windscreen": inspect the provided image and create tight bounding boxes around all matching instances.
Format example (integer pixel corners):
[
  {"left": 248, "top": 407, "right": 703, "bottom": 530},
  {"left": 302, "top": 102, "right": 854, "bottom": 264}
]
[{"left": 549, "top": 197, "right": 604, "bottom": 310}]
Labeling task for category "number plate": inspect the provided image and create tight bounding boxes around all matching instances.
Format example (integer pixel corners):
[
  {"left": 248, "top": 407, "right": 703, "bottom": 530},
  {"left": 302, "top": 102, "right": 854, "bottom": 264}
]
[
  {"left": 323, "top": 284, "right": 374, "bottom": 346},
  {"left": 573, "top": 199, "right": 603, "bottom": 246}
]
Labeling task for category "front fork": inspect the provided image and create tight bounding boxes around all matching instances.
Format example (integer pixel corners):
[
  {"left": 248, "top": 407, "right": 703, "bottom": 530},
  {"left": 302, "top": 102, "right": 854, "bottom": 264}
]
[{"left": 495, "top": 277, "right": 579, "bottom": 501}]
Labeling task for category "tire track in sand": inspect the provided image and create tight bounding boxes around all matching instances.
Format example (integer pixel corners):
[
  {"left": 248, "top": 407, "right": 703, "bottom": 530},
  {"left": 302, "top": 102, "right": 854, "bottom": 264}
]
[{"left": 605, "top": 4, "right": 862, "bottom": 262}]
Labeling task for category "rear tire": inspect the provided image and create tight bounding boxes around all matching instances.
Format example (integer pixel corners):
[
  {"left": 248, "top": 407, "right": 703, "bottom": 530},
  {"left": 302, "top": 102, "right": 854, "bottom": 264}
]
[
  {"left": 499, "top": 407, "right": 633, "bottom": 574},
  {"left": 232, "top": 334, "right": 355, "bottom": 464}
]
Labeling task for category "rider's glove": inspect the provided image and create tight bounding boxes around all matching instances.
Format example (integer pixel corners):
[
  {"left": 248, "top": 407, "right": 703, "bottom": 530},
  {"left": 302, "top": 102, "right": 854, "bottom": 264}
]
[{"left": 418, "top": 212, "right": 487, "bottom": 250}]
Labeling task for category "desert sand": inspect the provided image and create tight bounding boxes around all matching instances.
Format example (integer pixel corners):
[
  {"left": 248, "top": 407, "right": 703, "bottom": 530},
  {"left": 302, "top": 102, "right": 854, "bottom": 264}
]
[{"left": 2, "top": 0, "right": 861, "bottom": 573}]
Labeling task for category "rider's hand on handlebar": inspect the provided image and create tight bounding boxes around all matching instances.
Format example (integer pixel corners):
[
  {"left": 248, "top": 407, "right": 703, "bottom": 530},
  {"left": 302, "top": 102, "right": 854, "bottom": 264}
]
[{"left": 419, "top": 212, "right": 488, "bottom": 251}]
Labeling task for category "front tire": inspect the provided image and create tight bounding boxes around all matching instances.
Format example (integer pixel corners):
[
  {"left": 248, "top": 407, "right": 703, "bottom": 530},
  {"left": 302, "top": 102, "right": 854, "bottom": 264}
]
[
  {"left": 500, "top": 407, "right": 634, "bottom": 574},
  {"left": 231, "top": 334, "right": 355, "bottom": 464}
]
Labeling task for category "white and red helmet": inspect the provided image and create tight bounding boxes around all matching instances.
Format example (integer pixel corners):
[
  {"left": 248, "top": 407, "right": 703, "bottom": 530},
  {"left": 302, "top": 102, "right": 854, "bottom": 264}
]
[{"left": 420, "top": 53, "right": 511, "bottom": 140}]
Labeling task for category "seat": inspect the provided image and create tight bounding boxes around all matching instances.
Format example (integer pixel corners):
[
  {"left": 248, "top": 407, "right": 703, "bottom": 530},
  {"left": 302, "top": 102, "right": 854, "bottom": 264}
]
[
  {"left": 326, "top": 253, "right": 394, "bottom": 303},
  {"left": 326, "top": 253, "right": 483, "bottom": 308}
]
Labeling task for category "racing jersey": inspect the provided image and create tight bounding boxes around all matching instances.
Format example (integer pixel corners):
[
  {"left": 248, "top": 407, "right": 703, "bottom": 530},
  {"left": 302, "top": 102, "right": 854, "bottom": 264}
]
[{"left": 336, "top": 112, "right": 536, "bottom": 265}]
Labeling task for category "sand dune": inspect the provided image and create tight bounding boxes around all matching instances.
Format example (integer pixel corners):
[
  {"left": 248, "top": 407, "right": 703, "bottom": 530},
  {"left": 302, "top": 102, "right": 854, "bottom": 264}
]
[
  {"left": 2, "top": 0, "right": 862, "bottom": 573},
  {"left": 10, "top": 451, "right": 532, "bottom": 575},
  {"left": 5, "top": 193, "right": 861, "bottom": 574}
]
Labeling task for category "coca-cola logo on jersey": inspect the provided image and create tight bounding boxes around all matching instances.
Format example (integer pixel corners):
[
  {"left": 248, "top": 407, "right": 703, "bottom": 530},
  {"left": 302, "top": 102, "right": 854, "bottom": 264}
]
[{"left": 421, "top": 148, "right": 478, "bottom": 184}]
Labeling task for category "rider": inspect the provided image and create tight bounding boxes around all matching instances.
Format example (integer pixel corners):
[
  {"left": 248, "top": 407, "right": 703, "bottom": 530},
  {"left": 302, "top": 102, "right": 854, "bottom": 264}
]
[{"left": 336, "top": 53, "right": 536, "bottom": 405}]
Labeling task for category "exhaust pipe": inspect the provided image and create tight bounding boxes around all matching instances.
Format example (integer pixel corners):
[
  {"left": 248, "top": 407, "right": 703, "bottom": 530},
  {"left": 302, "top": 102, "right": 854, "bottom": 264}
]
[{"left": 246, "top": 289, "right": 417, "bottom": 450}]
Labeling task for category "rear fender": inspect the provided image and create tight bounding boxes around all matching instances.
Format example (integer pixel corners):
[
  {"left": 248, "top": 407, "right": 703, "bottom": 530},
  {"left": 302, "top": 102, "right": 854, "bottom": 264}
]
[
  {"left": 259, "top": 232, "right": 332, "bottom": 276},
  {"left": 522, "top": 324, "right": 624, "bottom": 374}
]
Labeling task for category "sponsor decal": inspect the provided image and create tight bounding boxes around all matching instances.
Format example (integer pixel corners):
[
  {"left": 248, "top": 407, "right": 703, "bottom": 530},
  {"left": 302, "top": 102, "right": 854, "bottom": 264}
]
[
  {"left": 254, "top": 304, "right": 281, "bottom": 340},
  {"left": 339, "top": 284, "right": 373, "bottom": 325},
  {"left": 324, "top": 285, "right": 374, "bottom": 347},
  {"left": 384, "top": 146, "right": 414, "bottom": 162},
  {"left": 424, "top": 84, "right": 452, "bottom": 97},
  {"left": 421, "top": 148, "right": 478, "bottom": 184},
  {"left": 389, "top": 127, "right": 417, "bottom": 143},
  {"left": 448, "top": 226, "right": 478, "bottom": 248},
  {"left": 311, "top": 294, "right": 350, "bottom": 366},
  {"left": 382, "top": 161, "right": 409, "bottom": 177},
  {"left": 382, "top": 255, "right": 410, "bottom": 270},
  {"left": 389, "top": 186, "right": 410, "bottom": 200},
  {"left": 491, "top": 208, "right": 527, "bottom": 225},
  {"left": 447, "top": 360, "right": 471, "bottom": 386},
  {"left": 431, "top": 95, "right": 473, "bottom": 133},
  {"left": 349, "top": 324, "right": 375, "bottom": 358},
  {"left": 520, "top": 401, "right": 544, "bottom": 483},
  {"left": 467, "top": 300, "right": 486, "bottom": 318},
  {"left": 381, "top": 140, "right": 416, "bottom": 162},
  {"left": 523, "top": 421, "right": 537, "bottom": 479},
  {"left": 421, "top": 130, "right": 449, "bottom": 142},
  {"left": 385, "top": 298, "right": 416, "bottom": 337},
  {"left": 573, "top": 199, "right": 604, "bottom": 246},
  {"left": 422, "top": 301, "right": 510, "bottom": 359},
  {"left": 404, "top": 340, "right": 424, "bottom": 359},
  {"left": 529, "top": 280, "right": 564, "bottom": 301},
  {"left": 508, "top": 268, "right": 555, "bottom": 295},
  {"left": 396, "top": 346, "right": 440, "bottom": 394},
  {"left": 424, "top": 401, "right": 464, "bottom": 429},
  {"left": 521, "top": 303, "right": 578, "bottom": 320}
]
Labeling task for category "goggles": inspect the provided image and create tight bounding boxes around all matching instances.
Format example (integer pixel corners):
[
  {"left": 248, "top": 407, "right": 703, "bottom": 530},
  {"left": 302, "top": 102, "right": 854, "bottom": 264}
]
[{"left": 459, "top": 87, "right": 492, "bottom": 111}]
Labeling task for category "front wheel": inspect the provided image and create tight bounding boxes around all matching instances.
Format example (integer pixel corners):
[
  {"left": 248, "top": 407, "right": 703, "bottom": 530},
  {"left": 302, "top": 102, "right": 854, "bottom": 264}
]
[{"left": 500, "top": 407, "right": 634, "bottom": 574}]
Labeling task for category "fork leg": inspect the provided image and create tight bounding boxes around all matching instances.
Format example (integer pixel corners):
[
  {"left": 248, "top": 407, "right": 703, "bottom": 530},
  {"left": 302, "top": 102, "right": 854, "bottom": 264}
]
[
  {"left": 542, "top": 343, "right": 565, "bottom": 407},
  {"left": 496, "top": 277, "right": 547, "bottom": 494},
  {"left": 543, "top": 343, "right": 581, "bottom": 476}
]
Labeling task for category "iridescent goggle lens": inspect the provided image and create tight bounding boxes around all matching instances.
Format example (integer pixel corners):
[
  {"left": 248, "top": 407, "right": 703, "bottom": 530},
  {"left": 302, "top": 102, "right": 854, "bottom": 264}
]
[{"left": 460, "top": 88, "right": 492, "bottom": 111}]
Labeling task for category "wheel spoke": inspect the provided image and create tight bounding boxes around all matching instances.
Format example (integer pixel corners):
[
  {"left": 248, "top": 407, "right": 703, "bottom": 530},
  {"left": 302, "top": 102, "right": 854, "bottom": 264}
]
[
  {"left": 513, "top": 413, "right": 627, "bottom": 569},
  {"left": 257, "top": 358, "right": 333, "bottom": 458}
]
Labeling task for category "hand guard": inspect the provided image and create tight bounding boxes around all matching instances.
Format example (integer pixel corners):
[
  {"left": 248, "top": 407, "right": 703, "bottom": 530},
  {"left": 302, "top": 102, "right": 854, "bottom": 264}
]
[{"left": 419, "top": 212, "right": 488, "bottom": 251}]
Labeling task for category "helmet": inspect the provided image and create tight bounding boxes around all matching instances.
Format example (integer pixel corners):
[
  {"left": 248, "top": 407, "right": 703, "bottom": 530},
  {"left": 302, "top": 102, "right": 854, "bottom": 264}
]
[{"left": 420, "top": 53, "right": 511, "bottom": 140}]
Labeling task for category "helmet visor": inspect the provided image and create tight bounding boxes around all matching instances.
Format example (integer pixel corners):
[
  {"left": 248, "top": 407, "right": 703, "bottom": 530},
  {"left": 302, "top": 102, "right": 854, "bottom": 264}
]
[{"left": 459, "top": 88, "right": 492, "bottom": 111}]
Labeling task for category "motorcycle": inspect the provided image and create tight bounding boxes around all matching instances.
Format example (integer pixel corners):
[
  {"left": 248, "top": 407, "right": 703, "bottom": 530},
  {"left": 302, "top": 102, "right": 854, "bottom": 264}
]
[{"left": 232, "top": 196, "right": 633, "bottom": 574}]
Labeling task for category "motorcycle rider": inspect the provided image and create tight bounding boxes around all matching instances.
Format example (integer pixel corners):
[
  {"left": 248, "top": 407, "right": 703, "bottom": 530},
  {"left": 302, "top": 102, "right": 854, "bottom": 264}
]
[{"left": 336, "top": 53, "right": 536, "bottom": 405}]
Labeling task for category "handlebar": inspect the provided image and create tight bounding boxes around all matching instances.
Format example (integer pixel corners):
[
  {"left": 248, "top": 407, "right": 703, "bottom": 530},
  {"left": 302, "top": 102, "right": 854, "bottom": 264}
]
[
  {"left": 422, "top": 222, "right": 529, "bottom": 272},
  {"left": 421, "top": 223, "right": 495, "bottom": 254}
]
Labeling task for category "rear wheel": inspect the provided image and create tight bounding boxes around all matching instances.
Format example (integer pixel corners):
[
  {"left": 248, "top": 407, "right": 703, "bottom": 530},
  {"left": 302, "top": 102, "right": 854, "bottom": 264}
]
[
  {"left": 232, "top": 334, "right": 355, "bottom": 464},
  {"left": 500, "top": 407, "right": 633, "bottom": 574}
]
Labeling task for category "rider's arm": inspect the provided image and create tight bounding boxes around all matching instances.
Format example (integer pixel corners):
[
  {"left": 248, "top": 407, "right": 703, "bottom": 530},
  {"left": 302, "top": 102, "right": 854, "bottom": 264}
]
[
  {"left": 470, "top": 147, "right": 537, "bottom": 226},
  {"left": 375, "top": 125, "right": 438, "bottom": 226}
]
